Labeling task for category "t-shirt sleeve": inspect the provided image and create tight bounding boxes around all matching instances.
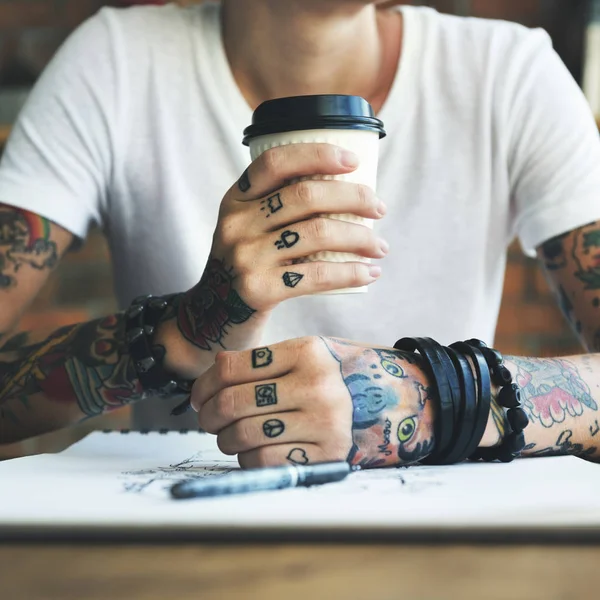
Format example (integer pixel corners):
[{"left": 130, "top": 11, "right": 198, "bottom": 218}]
[
  {"left": 0, "top": 9, "right": 120, "bottom": 239},
  {"left": 505, "top": 29, "right": 600, "bottom": 257}
]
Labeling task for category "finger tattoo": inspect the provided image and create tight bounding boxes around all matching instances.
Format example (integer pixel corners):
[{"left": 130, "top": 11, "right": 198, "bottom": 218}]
[
  {"left": 238, "top": 168, "right": 251, "bottom": 193},
  {"left": 275, "top": 231, "right": 300, "bottom": 250},
  {"left": 287, "top": 448, "right": 309, "bottom": 465},
  {"left": 255, "top": 383, "right": 278, "bottom": 407},
  {"left": 283, "top": 272, "right": 304, "bottom": 288},
  {"left": 252, "top": 347, "right": 273, "bottom": 369},
  {"left": 262, "top": 419, "right": 285, "bottom": 438},
  {"left": 260, "top": 193, "right": 283, "bottom": 218}
]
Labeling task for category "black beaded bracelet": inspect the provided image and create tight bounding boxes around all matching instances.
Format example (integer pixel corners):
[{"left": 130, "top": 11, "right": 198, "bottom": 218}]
[
  {"left": 394, "top": 336, "right": 529, "bottom": 465},
  {"left": 465, "top": 339, "right": 528, "bottom": 463},
  {"left": 125, "top": 294, "right": 192, "bottom": 401}
]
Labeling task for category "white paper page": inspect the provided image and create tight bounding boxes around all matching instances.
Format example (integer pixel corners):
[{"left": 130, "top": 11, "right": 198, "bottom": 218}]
[{"left": 1, "top": 431, "right": 600, "bottom": 533}]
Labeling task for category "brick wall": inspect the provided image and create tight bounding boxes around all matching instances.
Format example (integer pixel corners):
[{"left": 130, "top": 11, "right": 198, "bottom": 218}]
[{"left": 0, "top": 0, "right": 586, "bottom": 457}]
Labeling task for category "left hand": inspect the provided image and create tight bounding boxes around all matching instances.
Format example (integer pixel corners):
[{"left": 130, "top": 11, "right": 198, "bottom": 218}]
[{"left": 191, "top": 336, "right": 437, "bottom": 469}]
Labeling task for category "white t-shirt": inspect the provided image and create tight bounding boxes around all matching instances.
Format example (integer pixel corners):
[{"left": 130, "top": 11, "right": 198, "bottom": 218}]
[{"left": 1, "top": 2, "right": 600, "bottom": 428}]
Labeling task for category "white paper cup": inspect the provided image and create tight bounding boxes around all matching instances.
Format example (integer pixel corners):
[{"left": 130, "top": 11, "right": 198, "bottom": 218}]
[{"left": 244, "top": 96, "right": 385, "bottom": 294}]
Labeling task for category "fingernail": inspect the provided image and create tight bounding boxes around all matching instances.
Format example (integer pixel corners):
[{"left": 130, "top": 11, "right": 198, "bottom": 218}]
[
  {"left": 338, "top": 149, "right": 359, "bottom": 168},
  {"left": 377, "top": 200, "right": 388, "bottom": 217},
  {"left": 379, "top": 239, "right": 390, "bottom": 255},
  {"left": 368, "top": 265, "right": 382, "bottom": 279}
]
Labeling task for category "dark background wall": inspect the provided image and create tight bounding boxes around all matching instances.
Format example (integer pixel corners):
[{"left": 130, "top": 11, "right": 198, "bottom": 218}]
[{"left": 0, "top": 0, "right": 592, "bottom": 456}]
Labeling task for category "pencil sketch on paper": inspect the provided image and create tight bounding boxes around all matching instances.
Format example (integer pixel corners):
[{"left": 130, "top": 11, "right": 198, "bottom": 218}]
[
  {"left": 120, "top": 452, "right": 237, "bottom": 494},
  {"left": 307, "top": 467, "right": 445, "bottom": 497}
]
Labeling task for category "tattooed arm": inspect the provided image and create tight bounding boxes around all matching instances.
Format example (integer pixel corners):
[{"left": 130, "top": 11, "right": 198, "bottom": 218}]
[
  {"left": 1, "top": 143, "right": 384, "bottom": 443},
  {"left": 0, "top": 206, "right": 147, "bottom": 444},
  {"left": 0, "top": 205, "right": 72, "bottom": 335},
  {"left": 0, "top": 316, "right": 147, "bottom": 444},
  {"left": 539, "top": 220, "right": 600, "bottom": 352},
  {"left": 190, "top": 336, "right": 600, "bottom": 469},
  {"left": 504, "top": 355, "right": 600, "bottom": 458}
]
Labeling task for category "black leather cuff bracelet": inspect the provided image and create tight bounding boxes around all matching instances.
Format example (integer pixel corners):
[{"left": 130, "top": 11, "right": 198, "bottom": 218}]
[
  {"left": 394, "top": 337, "right": 456, "bottom": 462},
  {"left": 449, "top": 341, "right": 493, "bottom": 462},
  {"left": 436, "top": 346, "right": 478, "bottom": 465}
]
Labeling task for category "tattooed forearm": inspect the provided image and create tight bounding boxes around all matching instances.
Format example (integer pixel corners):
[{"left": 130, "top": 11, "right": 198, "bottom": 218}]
[
  {"left": 0, "top": 209, "right": 57, "bottom": 289},
  {"left": 0, "top": 314, "right": 146, "bottom": 444},
  {"left": 322, "top": 338, "right": 435, "bottom": 467},
  {"left": 504, "top": 355, "right": 600, "bottom": 460},
  {"left": 510, "top": 356, "right": 597, "bottom": 428}
]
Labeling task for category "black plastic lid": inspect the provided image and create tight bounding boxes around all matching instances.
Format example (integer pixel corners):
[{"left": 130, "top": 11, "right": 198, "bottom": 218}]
[{"left": 242, "top": 95, "right": 386, "bottom": 145}]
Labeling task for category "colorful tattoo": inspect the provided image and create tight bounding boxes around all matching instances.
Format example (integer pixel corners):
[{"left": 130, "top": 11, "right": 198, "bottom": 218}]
[
  {"left": 573, "top": 225, "right": 600, "bottom": 290},
  {"left": 0, "top": 208, "right": 58, "bottom": 288},
  {"left": 510, "top": 357, "right": 598, "bottom": 429},
  {"left": 0, "top": 314, "right": 146, "bottom": 440},
  {"left": 175, "top": 258, "right": 255, "bottom": 351},
  {"left": 322, "top": 338, "right": 435, "bottom": 467}
]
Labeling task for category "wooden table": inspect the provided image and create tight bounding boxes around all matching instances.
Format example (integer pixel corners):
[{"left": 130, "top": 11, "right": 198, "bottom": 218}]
[{"left": 1, "top": 543, "right": 599, "bottom": 599}]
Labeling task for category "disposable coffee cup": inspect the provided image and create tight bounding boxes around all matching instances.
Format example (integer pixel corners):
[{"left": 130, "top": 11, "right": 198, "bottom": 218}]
[{"left": 243, "top": 95, "right": 386, "bottom": 294}]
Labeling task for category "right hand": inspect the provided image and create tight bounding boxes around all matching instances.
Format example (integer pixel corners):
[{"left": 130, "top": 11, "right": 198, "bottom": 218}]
[{"left": 162, "top": 144, "right": 388, "bottom": 377}]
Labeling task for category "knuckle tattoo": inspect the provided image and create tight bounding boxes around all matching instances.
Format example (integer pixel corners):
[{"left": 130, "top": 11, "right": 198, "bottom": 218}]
[
  {"left": 260, "top": 192, "right": 284, "bottom": 218},
  {"left": 252, "top": 346, "right": 273, "bottom": 369},
  {"left": 238, "top": 168, "right": 251, "bottom": 193},
  {"left": 282, "top": 271, "right": 304, "bottom": 289}
]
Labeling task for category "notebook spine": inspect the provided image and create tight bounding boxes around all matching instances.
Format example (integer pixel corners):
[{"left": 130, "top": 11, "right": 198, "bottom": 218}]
[{"left": 102, "top": 429, "right": 205, "bottom": 435}]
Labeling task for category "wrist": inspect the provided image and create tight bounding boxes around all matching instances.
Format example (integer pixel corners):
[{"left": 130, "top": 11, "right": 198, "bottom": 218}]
[{"left": 153, "top": 318, "right": 207, "bottom": 380}]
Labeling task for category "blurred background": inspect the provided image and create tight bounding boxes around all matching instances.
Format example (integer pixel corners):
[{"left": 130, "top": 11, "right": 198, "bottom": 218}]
[{"left": 0, "top": 0, "right": 597, "bottom": 457}]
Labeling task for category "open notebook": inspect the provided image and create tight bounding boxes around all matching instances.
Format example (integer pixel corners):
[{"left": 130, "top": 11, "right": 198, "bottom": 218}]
[{"left": 1, "top": 431, "right": 600, "bottom": 540}]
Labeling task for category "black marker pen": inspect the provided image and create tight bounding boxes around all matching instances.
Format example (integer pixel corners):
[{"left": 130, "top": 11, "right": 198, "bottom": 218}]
[{"left": 170, "top": 461, "right": 359, "bottom": 500}]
